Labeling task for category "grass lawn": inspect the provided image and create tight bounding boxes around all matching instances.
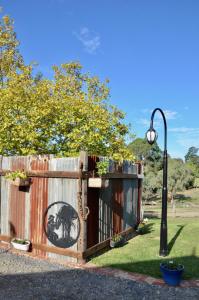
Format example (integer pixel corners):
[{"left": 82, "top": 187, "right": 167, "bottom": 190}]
[{"left": 91, "top": 217, "right": 199, "bottom": 279}]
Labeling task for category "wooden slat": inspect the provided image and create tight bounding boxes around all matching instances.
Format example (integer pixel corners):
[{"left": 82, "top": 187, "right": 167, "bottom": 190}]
[
  {"left": 102, "top": 173, "right": 139, "bottom": 179},
  {"left": 83, "top": 238, "right": 110, "bottom": 259},
  {"left": 0, "top": 170, "right": 140, "bottom": 179},
  {"left": 32, "top": 243, "right": 83, "bottom": 259},
  {"left": 83, "top": 227, "right": 137, "bottom": 259},
  {"left": 0, "top": 170, "right": 83, "bottom": 179},
  {"left": 0, "top": 235, "right": 83, "bottom": 259},
  {"left": 0, "top": 235, "right": 12, "bottom": 243},
  {"left": 78, "top": 151, "right": 88, "bottom": 263}
]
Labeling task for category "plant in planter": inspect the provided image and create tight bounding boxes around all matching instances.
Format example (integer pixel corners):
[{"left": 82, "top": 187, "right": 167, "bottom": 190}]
[
  {"left": 136, "top": 218, "right": 148, "bottom": 234},
  {"left": 5, "top": 170, "right": 31, "bottom": 187},
  {"left": 110, "top": 233, "right": 124, "bottom": 248},
  {"left": 11, "top": 238, "right": 30, "bottom": 251},
  {"left": 96, "top": 160, "right": 109, "bottom": 177},
  {"left": 160, "top": 260, "right": 184, "bottom": 286},
  {"left": 88, "top": 160, "right": 109, "bottom": 188}
]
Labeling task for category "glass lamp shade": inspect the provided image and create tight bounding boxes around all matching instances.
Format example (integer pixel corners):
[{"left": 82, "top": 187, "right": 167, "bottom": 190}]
[{"left": 146, "top": 128, "right": 157, "bottom": 145}]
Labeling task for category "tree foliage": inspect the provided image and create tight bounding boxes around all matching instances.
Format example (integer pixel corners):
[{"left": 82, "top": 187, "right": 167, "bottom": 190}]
[
  {"left": 0, "top": 15, "right": 133, "bottom": 160},
  {"left": 0, "top": 15, "right": 24, "bottom": 85},
  {"left": 157, "top": 158, "right": 194, "bottom": 201},
  {"left": 185, "top": 146, "right": 199, "bottom": 163},
  {"left": 129, "top": 139, "right": 195, "bottom": 202},
  {"left": 185, "top": 146, "right": 199, "bottom": 177},
  {"left": 129, "top": 138, "right": 163, "bottom": 201},
  {"left": 128, "top": 138, "right": 162, "bottom": 171}
]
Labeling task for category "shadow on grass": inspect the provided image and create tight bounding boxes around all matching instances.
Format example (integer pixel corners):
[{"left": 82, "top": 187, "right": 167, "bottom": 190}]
[
  {"left": 97, "top": 254, "right": 199, "bottom": 280},
  {"left": 167, "top": 225, "right": 185, "bottom": 254}
]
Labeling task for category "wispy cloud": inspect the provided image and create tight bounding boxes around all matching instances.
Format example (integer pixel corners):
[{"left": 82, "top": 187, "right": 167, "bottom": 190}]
[
  {"left": 139, "top": 118, "right": 150, "bottom": 127},
  {"left": 169, "top": 127, "right": 199, "bottom": 151},
  {"left": 138, "top": 109, "right": 178, "bottom": 128},
  {"left": 169, "top": 127, "right": 199, "bottom": 133},
  {"left": 156, "top": 110, "right": 178, "bottom": 120},
  {"left": 140, "top": 108, "right": 178, "bottom": 120},
  {"left": 74, "top": 27, "right": 101, "bottom": 54},
  {"left": 177, "top": 137, "right": 199, "bottom": 148}
]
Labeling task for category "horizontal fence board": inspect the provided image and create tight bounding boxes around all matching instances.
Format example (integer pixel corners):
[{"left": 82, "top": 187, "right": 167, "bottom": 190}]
[
  {"left": 83, "top": 226, "right": 137, "bottom": 259},
  {"left": 0, "top": 170, "right": 82, "bottom": 179},
  {"left": 0, "top": 170, "right": 142, "bottom": 179},
  {"left": 32, "top": 243, "right": 83, "bottom": 259}
]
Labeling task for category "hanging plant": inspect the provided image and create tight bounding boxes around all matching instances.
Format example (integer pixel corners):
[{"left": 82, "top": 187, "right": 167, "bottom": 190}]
[{"left": 5, "top": 170, "right": 31, "bottom": 187}]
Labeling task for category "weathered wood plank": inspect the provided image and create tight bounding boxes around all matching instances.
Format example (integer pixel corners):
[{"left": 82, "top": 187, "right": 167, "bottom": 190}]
[
  {"left": 0, "top": 170, "right": 141, "bottom": 179},
  {"left": 32, "top": 243, "right": 83, "bottom": 259},
  {"left": 0, "top": 235, "right": 83, "bottom": 259},
  {"left": 0, "top": 170, "right": 83, "bottom": 179},
  {"left": 0, "top": 235, "right": 11, "bottom": 242},
  {"left": 83, "top": 226, "right": 137, "bottom": 259},
  {"left": 78, "top": 151, "right": 88, "bottom": 263}
]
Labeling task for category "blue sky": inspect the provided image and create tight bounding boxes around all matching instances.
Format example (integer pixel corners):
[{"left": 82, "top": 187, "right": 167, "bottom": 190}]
[{"left": 1, "top": 0, "right": 199, "bottom": 159}]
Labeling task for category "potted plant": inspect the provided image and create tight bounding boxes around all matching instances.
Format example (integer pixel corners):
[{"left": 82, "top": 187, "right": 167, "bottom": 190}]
[
  {"left": 160, "top": 260, "right": 184, "bottom": 286},
  {"left": 5, "top": 170, "right": 31, "bottom": 187},
  {"left": 88, "top": 160, "right": 109, "bottom": 188},
  {"left": 136, "top": 218, "right": 148, "bottom": 234},
  {"left": 110, "top": 234, "right": 124, "bottom": 248},
  {"left": 11, "top": 238, "right": 30, "bottom": 251}
]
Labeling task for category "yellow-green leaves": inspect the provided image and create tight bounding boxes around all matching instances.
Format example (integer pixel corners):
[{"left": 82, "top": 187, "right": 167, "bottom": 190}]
[{"left": 0, "top": 14, "right": 134, "bottom": 161}]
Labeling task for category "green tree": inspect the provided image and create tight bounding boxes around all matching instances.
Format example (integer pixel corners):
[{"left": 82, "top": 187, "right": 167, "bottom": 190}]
[
  {"left": 128, "top": 138, "right": 162, "bottom": 171},
  {"left": 157, "top": 158, "right": 194, "bottom": 203},
  {"left": 185, "top": 146, "right": 199, "bottom": 163},
  {"left": 0, "top": 15, "right": 24, "bottom": 86},
  {"left": 185, "top": 146, "right": 199, "bottom": 178},
  {"left": 129, "top": 138, "right": 163, "bottom": 202},
  {"left": 128, "top": 138, "right": 151, "bottom": 160},
  {"left": 0, "top": 14, "right": 133, "bottom": 161},
  {"left": 142, "top": 171, "right": 159, "bottom": 202}
]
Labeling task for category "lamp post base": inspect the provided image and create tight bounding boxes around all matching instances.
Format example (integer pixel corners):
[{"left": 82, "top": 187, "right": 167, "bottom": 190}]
[{"left": 159, "top": 249, "right": 168, "bottom": 257}]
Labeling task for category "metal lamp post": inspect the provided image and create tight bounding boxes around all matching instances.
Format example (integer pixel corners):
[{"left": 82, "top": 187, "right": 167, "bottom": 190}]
[{"left": 146, "top": 108, "right": 168, "bottom": 257}]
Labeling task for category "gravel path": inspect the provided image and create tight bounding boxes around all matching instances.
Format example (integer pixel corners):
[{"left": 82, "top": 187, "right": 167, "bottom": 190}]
[{"left": 0, "top": 250, "right": 198, "bottom": 300}]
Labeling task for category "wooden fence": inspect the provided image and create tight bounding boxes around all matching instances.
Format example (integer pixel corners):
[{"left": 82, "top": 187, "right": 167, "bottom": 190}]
[{"left": 0, "top": 152, "right": 143, "bottom": 263}]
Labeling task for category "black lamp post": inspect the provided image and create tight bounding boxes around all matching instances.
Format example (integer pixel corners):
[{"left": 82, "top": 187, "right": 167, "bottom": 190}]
[{"left": 146, "top": 108, "right": 168, "bottom": 257}]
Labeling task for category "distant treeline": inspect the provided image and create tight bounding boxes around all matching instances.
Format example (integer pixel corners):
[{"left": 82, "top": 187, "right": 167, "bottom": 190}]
[{"left": 128, "top": 139, "right": 198, "bottom": 202}]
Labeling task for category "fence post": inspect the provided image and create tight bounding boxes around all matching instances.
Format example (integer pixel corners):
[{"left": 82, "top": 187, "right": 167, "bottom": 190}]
[{"left": 78, "top": 151, "right": 88, "bottom": 263}]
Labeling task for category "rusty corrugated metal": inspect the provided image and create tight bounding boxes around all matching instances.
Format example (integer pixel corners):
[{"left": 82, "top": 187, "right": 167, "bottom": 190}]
[
  {"left": 48, "top": 157, "right": 79, "bottom": 263},
  {"left": 123, "top": 161, "right": 138, "bottom": 230},
  {"left": 99, "top": 181, "right": 112, "bottom": 242},
  {"left": 9, "top": 156, "right": 29, "bottom": 239},
  {"left": 112, "top": 178, "right": 123, "bottom": 234},
  {"left": 0, "top": 154, "right": 142, "bottom": 259},
  {"left": 111, "top": 161, "right": 123, "bottom": 235},
  {"left": 30, "top": 156, "right": 49, "bottom": 257},
  {"left": 98, "top": 159, "right": 140, "bottom": 242}
]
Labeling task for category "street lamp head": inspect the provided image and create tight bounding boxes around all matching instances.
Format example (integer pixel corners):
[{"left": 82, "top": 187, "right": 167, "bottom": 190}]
[{"left": 146, "top": 128, "right": 157, "bottom": 145}]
